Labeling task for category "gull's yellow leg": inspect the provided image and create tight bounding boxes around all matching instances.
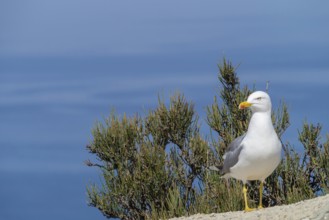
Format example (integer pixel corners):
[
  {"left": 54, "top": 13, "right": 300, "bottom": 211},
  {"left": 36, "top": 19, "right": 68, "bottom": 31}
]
[
  {"left": 243, "top": 184, "right": 255, "bottom": 212},
  {"left": 258, "top": 181, "right": 264, "bottom": 209}
]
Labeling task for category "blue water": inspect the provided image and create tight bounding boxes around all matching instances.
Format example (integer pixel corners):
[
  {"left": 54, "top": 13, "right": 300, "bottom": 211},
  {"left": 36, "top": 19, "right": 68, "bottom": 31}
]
[{"left": 1, "top": 1, "right": 329, "bottom": 219}]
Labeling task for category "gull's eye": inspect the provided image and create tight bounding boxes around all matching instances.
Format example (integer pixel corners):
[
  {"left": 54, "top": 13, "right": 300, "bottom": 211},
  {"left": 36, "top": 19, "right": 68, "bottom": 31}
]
[{"left": 256, "top": 97, "right": 262, "bottom": 101}]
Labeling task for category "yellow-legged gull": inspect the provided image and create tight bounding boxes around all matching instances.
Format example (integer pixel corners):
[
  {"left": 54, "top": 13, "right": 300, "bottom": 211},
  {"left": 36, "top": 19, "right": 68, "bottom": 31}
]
[{"left": 212, "top": 91, "right": 282, "bottom": 211}]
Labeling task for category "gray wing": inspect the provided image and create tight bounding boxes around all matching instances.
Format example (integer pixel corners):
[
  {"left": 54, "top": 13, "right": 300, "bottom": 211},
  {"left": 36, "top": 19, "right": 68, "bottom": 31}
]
[{"left": 221, "top": 134, "right": 246, "bottom": 175}]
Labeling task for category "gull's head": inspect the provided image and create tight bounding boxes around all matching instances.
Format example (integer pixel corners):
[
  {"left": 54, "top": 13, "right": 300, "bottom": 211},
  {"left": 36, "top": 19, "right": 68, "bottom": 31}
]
[{"left": 239, "top": 91, "right": 272, "bottom": 113}]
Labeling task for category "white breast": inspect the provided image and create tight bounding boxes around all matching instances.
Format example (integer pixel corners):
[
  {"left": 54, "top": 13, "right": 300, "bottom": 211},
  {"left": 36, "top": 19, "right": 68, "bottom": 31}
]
[{"left": 229, "top": 113, "right": 282, "bottom": 182}]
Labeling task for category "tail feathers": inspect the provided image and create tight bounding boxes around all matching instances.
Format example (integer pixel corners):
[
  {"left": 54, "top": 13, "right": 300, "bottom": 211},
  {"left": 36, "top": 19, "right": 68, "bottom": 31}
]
[{"left": 208, "top": 165, "right": 223, "bottom": 172}]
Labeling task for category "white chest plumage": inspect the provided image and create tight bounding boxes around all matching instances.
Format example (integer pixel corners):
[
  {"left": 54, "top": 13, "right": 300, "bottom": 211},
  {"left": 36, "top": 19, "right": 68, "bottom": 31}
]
[{"left": 230, "top": 112, "right": 282, "bottom": 182}]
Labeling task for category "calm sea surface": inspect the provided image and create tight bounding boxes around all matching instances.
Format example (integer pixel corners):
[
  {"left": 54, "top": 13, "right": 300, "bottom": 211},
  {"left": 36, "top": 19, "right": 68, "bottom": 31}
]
[{"left": 1, "top": 1, "right": 329, "bottom": 219}]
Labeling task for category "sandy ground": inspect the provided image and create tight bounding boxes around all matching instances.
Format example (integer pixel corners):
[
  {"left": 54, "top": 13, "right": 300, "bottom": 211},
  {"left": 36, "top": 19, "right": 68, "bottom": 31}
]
[{"left": 170, "top": 194, "right": 329, "bottom": 220}]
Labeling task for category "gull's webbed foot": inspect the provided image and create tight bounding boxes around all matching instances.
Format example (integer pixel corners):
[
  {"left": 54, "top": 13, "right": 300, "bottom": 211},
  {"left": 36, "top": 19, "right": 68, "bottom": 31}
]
[{"left": 244, "top": 206, "right": 256, "bottom": 212}]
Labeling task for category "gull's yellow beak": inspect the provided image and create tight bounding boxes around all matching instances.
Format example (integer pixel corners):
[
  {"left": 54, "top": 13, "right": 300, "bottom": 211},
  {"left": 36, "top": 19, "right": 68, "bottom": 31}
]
[{"left": 239, "top": 101, "right": 252, "bottom": 110}]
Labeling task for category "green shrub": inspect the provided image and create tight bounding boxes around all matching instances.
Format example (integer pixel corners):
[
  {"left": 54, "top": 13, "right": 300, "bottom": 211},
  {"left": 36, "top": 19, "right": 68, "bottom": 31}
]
[{"left": 86, "top": 58, "right": 329, "bottom": 219}]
